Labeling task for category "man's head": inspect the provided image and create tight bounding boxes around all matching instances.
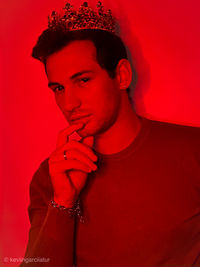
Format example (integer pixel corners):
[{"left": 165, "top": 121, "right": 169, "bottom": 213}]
[{"left": 32, "top": 29, "right": 133, "bottom": 137}]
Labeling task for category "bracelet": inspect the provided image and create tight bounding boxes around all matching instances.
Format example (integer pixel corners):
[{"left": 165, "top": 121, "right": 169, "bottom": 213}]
[{"left": 49, "top": 199, "right": 85, "bottom": 223}]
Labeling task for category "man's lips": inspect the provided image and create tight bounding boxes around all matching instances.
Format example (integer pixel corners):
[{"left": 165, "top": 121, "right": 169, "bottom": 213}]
[{"left": 70, "top": 114, "right": 91, "bottom": 122}]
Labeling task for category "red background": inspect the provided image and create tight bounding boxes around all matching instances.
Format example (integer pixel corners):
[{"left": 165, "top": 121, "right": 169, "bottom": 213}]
[{"left": 1, "top": 0, "right": 200, "bottom": 265}]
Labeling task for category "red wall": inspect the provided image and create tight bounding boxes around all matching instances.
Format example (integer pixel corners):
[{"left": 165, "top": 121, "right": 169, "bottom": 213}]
[{"left": 1, "top": 0, "right": 200, "bottom": 265}]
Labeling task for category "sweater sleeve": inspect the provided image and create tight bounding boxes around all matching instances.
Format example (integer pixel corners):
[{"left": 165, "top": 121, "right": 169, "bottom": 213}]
[{"left": 20, "top": 159, "right": 75, "bottom": 267}]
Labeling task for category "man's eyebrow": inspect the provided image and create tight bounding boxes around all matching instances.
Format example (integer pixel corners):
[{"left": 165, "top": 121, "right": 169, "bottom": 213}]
[
  {"left": 48, "top": 82, "right": 60, "bottom": 88},
  {"left": 70, "top": 70, "right": 94, "bottom": 80},
  {"left": 48, "top": 70, "right": 94, "bottom": 88}
]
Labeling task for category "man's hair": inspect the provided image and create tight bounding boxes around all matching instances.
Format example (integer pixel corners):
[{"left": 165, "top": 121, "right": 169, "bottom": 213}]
[{"left": 32, "top": 28, "right": 132, "bottom": 100}]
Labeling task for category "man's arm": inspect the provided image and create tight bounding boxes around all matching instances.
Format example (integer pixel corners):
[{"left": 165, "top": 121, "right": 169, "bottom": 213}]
[
  {"left": 20, "top": 123, "right": 97, "bottom": 267},
  {"left": 20, "top": 159, "right": 75, "bottom": 267}
]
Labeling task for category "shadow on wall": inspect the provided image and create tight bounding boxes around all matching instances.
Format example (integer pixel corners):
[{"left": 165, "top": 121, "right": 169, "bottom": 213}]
[{"left": 116, "top": 15, "right": 151, "bottom": 117}]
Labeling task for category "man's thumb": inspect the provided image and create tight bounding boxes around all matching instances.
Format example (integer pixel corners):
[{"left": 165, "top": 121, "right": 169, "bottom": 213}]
[{"left": 81, "top": 136, "right": 94, "bottom": 148}]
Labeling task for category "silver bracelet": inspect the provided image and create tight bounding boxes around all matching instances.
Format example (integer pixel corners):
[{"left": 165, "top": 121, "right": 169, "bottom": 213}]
[{"left": 49, "top": 199, "right": 85, "bottom": 223}]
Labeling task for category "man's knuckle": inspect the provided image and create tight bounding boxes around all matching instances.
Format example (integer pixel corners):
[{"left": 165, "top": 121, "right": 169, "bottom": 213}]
[{"left": 69, "top": 140, "right": 77, "bottom": 146}]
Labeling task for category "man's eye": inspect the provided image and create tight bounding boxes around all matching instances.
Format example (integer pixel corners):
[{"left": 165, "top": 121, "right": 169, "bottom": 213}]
[
  {"left": 53, "top": 86, "right": 64, "bottom": 92},
  {"left": 79, "top": 77, "right": 91, "bottom": 85},
  {"left": 81, "top": 78, "right": 90, "bottom": 82}
]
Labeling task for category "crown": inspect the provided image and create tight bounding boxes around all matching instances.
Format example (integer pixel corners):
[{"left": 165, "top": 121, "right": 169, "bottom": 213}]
[{"left": 48, "top": 1, "right": 116, "bottom": 33}]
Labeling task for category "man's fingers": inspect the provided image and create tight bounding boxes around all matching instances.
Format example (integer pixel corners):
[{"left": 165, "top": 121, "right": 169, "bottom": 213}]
[
  {"left": 56, "top": 123, "right": 84, "bottom": 148},
  {"left": 50, "top": 149, "right": 97, "bottom": 171},
  {"left": 81, "top": 136, "right": 94, "bottom": 148},
  {"left": 52, "top": 140, "right": 98, "bottom": 162},
  {"left": 49, "top": 159, "right": 93, "bottom": 175}
]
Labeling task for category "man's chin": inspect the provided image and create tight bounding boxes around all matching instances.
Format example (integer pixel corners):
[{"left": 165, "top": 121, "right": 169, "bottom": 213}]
[
  {"left": 76, "top": 128, "right": 91, "bottom": 138},
  {"left": 76, "top": 124, "right": 99, "bottom": 138}
]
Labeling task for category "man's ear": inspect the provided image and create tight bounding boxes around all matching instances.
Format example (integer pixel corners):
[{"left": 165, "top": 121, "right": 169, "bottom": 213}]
[{"left": 115, "top": 59, "right": 132, "bottom": 90}]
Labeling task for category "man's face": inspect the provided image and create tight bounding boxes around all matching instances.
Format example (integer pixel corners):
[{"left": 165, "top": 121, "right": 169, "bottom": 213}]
[{"left": 45, "top": 40, "right": 121, "bottom": 137}]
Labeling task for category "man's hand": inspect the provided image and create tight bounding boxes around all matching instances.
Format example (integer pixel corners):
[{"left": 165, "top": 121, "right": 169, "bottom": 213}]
[{"left": 48, "top": 123, "right": 98, "bottom": 208}]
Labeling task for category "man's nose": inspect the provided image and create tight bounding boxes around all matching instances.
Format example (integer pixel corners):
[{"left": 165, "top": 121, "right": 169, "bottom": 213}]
[{"left": 63, "top": 87, "right": 81, "bottom": 112}]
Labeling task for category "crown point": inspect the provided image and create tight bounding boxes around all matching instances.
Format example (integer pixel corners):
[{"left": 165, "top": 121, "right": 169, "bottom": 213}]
[
  {"left": 83, "top": 2, "right": 88, "bottom": 7},
  {"left": 48, "top": 1, "right": 116, "bottom": 33}
]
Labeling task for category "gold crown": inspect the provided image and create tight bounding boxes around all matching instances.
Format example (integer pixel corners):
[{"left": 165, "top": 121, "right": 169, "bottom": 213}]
[{"left": 48, "top": 1, "right": 116, "bottom": 33}]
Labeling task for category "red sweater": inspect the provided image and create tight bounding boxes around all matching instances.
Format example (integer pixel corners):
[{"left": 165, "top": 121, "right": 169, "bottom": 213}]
[{"left": 21, "top": 116, "right": 200, "bottom": 267}]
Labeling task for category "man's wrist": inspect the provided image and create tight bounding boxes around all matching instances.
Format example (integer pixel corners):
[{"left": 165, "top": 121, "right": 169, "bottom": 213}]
[
  {"left": 53, "top": 197, "right": 75, "bottom": 208},
  {"left": 49, "top": 198, "right": 85, "bottom": 223}
]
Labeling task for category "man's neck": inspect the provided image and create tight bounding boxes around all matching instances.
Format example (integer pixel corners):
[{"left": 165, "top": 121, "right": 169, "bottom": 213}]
[{"left": 94, "top": 94, "right": 142, "bottom": 155}]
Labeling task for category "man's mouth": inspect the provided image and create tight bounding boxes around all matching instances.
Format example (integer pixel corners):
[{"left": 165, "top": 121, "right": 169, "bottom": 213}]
[{"left": 70, "top": 114, "right": 91, "bottom": 122}]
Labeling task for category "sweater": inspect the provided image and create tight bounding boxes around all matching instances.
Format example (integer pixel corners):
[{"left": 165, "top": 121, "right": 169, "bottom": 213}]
[{"left": 20, "top": 116, "right": 200, "bottom": 267}]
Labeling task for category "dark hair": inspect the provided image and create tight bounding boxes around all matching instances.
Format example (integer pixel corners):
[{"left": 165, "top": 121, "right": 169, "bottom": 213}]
[{"left": 32, "top": 28, "right": 132, "bottom": 99}]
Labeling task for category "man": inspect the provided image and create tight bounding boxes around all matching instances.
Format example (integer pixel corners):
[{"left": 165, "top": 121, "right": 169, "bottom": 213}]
[{"left": 21, "top": 2, "right": 200, "bottom": 267}]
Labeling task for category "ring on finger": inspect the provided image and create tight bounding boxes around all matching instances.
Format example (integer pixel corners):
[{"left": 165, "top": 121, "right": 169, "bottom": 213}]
[{"left": 63, "top": 150, "right": 67, "bottom": 160}]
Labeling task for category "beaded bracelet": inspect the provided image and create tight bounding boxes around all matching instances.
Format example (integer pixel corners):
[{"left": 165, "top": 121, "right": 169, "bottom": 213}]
[{"left": 50, "top": 199, "right": 85, "bottom": 223}]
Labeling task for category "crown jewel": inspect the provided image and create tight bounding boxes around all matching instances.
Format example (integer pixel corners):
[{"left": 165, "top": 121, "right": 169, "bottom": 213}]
[{"left": 48, "top": 1, "right": 116, "bottom": 33}]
